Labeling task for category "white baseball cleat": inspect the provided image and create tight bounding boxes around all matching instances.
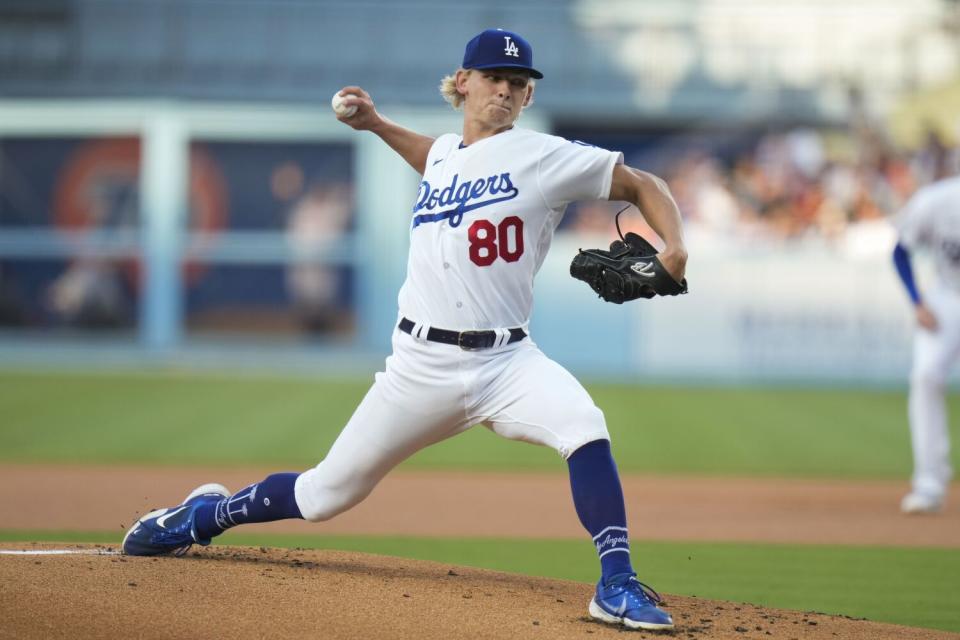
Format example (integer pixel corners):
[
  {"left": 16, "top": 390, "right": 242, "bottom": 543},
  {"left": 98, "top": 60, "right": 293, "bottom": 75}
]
[{"left": 900, "top": 492, "right": 943, "bottom": 514}]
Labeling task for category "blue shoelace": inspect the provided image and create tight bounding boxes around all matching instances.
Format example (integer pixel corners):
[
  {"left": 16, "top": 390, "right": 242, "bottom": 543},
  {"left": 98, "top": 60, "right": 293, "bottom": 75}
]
[
  {"left": 607, "top": 575, "right": 665, "bottom": 607},
  {"left": 626, "top": 579, "right": 664, "bottom": 606}
]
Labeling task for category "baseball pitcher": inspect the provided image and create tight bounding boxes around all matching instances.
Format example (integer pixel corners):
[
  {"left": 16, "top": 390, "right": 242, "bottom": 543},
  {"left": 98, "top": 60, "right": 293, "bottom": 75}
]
[{"left": 123, "top": 28, "right": 688, "bottom": 631}]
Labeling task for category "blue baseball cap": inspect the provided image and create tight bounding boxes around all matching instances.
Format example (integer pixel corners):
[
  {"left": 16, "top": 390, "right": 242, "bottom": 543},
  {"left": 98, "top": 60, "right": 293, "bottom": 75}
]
[{"left": 462, "top": 28, "right": 543, "bottom": 79}]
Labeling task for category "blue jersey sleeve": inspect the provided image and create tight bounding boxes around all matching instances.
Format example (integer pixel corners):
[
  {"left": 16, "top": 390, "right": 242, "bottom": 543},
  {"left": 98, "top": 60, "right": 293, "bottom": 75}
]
[{"left": 893, "top": 242, "right": 921, "bottom": 305}]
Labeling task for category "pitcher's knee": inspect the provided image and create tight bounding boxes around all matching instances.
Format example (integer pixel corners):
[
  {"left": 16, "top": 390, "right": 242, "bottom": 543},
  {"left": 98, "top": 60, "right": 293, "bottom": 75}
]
[
  {"left": 303, "top": 491, "right": 369, "bottom": 522},
  {"left": 554, "top": 406, "right": 609, "bottom": 458},
  {"left": 294, "top": 467, "right": 375, "bottom": 522},
  {"left": 568, "top": 404, "right": 607, "bottom": 436}
]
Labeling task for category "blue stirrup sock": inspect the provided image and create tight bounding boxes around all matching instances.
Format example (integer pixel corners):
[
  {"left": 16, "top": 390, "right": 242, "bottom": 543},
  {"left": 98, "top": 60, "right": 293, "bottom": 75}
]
[
  {"left": 194, "top": 472, "right": 303, "bottom": 541},
  {"left": 567, "top": 439, "right": 635, "bottom": 584}
]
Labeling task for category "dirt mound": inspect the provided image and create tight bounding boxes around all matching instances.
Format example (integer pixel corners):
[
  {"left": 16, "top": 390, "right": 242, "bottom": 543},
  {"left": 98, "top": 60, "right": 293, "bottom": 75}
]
[{"left": 1, "top": 543, "right": 956, "bottom": 640}]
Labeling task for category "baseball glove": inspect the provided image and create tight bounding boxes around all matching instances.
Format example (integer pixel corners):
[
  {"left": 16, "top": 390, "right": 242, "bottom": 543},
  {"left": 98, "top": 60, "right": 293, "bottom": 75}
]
[{"left": 569, "top": 210, "right": 688, "bottom": 304}]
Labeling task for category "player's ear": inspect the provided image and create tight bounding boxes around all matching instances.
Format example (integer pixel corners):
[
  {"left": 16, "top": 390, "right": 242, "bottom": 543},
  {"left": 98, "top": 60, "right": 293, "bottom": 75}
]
[
  {"left": 455, "top": 69, "right": 471, "bottom": 96},
  {"left": 522, "top": 83, "right": 534, "bottom": 108}
]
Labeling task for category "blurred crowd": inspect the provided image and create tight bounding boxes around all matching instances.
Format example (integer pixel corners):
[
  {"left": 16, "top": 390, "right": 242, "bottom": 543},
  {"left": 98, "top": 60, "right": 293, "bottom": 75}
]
[{"left": 566, "top": 126, "right": 960, "bottom": 247}]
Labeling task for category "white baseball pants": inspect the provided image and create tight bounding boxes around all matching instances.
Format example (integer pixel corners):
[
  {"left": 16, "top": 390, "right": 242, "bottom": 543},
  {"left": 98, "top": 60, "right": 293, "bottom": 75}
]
[
  {"left": 294, "top": 328, "right": 610, "bottom": 522},
  {"left": 908, "top": 284, "right": 959, "bottom": 497}
]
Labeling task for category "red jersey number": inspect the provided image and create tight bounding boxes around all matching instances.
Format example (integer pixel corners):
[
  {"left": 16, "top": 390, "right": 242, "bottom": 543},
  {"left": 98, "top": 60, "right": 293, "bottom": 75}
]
[{"left": 468, "top": 216, "right": 524, "bottom": 267}]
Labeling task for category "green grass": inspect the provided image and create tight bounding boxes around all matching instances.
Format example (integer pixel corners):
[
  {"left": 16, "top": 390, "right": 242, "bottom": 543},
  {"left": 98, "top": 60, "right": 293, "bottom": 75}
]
[
  {"left": 3, "top": 530, "right": 957, "bottom": 632},
  {"left": 3, "top": 369, "right": 954, "bottom": 477}
]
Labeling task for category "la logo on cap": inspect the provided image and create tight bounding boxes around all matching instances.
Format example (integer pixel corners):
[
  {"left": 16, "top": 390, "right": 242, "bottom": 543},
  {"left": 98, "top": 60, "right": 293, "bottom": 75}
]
[{"left": 461, "top": 28, "right": 544, "bottom": 79}]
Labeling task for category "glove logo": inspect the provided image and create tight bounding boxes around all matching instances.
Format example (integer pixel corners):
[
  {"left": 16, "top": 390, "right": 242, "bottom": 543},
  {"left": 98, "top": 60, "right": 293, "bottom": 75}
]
[{"left": 630, "top": 261, "right": 656, "bottom": 278}]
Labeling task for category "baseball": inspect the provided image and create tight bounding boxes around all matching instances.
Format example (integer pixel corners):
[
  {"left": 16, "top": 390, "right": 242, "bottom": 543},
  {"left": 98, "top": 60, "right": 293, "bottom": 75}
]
[{"left": 331, "top": 91, "right": 358, "bottom": 118}]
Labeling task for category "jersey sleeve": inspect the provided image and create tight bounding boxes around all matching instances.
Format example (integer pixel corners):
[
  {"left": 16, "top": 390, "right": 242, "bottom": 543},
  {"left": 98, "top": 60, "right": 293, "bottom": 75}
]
[
  {"left": 895, "top": 187, "right": 936, "bottom": 250},
  {"left": 425, "top": 134, "right": 458, "bottom": 167},
  {"left": 536, "top": 135, "right": 624, "bottom": 209}
]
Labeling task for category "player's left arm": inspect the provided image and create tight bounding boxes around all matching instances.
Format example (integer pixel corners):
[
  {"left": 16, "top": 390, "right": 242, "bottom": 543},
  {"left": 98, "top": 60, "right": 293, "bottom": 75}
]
[
  {"left": 608, "top": 164, "right": 687, "bottom": 281},
  {"left": 894, "top": 241, "right": 938, "bottom": 331},
  {"left": 893, "top": 187, "right": 939, "bottom": 331}
]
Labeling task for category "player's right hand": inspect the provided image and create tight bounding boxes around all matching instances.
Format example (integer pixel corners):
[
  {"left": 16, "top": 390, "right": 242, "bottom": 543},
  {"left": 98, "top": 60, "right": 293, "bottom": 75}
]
[
  {"left": 917, "top": 303, "right": 939, "bottom": 331},
  {"left": 333, "top": 86, "right": 381, "bottom": 131}
]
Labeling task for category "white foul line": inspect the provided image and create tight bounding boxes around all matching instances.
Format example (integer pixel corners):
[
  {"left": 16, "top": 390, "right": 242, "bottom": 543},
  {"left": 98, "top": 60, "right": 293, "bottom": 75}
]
[{"left": 0, "top": 549, "right": 121, "bottom": 556}]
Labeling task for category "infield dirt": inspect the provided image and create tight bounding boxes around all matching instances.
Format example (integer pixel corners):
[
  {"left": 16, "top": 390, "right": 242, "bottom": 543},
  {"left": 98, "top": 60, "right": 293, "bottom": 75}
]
[
  {"left": 2, "top": 543, "right": 959, "bottom": 640},
  {"left": 1, "top": 464, "right": 958, "bottom": 546},
  {"left": 2, "top": 465, "right": 959, "bottom": 639}
]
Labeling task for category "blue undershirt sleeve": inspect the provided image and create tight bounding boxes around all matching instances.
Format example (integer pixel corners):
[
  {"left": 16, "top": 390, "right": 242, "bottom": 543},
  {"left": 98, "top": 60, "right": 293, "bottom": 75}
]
[{"left": 893, "top": 242, "right": 921, "bottom": 305}]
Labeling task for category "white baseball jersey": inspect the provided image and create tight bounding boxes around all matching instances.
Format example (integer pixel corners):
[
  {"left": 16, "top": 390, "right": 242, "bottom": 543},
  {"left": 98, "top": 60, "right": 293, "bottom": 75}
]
[
  {"left": 397, "top": 127, "right": 623, "bottom": 330},
  {"left": 896, "top": 175, "right": 960, "bottom": 293}
]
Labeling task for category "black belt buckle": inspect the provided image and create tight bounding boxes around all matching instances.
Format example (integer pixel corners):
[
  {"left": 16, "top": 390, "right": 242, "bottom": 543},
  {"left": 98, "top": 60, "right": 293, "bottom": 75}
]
[{"left": 457, "top": 330, "right": 489, "bottom": 351}]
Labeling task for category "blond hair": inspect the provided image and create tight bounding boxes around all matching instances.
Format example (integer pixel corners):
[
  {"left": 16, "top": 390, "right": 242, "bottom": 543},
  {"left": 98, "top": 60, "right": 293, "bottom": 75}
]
[
  {"left": 439, "top": 69, "right": 468, "bottom": 110},
  {"left": 439, "top": 68, "right": 535, "bottom": 111}
]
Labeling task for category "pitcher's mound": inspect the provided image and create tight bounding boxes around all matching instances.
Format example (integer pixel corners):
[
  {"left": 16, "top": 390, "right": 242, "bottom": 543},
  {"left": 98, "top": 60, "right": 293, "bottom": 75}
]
[{"left": 0, "top": 543, "right": 954, "bottom": 640}]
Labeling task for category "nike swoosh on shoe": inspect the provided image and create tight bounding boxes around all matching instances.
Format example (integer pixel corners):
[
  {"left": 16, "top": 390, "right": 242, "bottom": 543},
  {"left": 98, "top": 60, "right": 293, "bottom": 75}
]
[{"left": 156, "top": 506, "right": 188, "bottom": 529}]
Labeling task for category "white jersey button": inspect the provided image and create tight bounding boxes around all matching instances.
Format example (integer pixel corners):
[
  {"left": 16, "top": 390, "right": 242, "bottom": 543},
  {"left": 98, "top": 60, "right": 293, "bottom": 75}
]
[
  {"left": 443, "top": 262, "right": 450, "bottom": 269},
  {"left": 456, "top": 302, "right": 463, "bottom": 308}
]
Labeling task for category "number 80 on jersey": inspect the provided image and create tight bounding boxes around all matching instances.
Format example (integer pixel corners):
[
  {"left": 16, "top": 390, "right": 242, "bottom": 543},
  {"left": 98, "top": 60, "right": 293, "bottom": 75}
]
[{"left": 468, "top": 216, "right": 524, "bottom": 266}]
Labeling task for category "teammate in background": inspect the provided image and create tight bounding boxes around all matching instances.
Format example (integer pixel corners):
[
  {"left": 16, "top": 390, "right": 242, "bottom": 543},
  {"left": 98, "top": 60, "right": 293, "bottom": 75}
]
[
  {"left": 122, "top": 29, "right": 687, "bottom": 631},
  {"left": 893, "top": 172, "right": 960, "bottom": 514}
]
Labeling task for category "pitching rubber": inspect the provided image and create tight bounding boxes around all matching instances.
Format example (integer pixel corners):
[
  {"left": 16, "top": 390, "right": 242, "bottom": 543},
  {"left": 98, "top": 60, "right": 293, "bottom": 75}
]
[{"left": 588, "top": 597, "right": 675, "bottom": 631}]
